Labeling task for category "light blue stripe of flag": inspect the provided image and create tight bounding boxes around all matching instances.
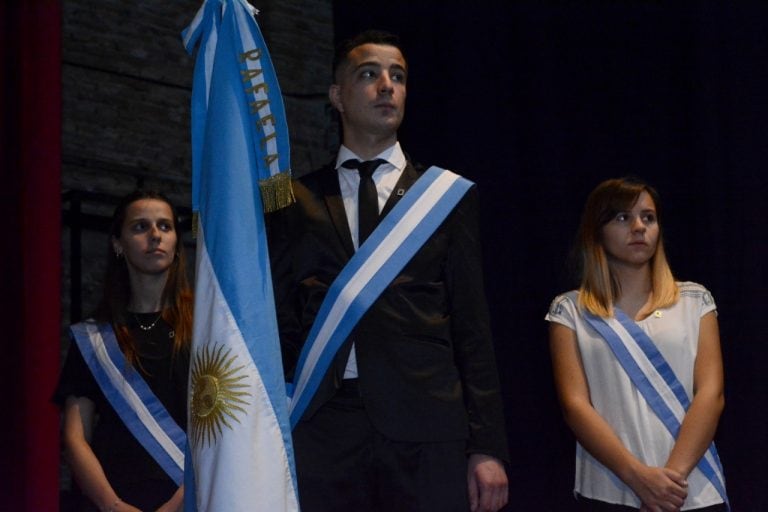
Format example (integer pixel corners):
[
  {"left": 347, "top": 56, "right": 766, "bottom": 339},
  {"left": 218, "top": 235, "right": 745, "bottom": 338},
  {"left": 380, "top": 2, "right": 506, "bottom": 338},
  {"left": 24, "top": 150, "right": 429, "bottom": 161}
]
[
  {"left": 183, "top": 0, "right": 220, "bottom": 214},
  {"left": 183, "top": 0, "right": 291, "bottom": 213}
]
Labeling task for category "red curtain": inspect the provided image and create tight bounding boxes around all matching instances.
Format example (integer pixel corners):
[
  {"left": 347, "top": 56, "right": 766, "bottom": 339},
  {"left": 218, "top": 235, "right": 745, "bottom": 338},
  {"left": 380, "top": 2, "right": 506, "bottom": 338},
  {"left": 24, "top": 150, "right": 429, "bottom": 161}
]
[{"left": 1, "top": 1, "right": 62, "bottom": 510}]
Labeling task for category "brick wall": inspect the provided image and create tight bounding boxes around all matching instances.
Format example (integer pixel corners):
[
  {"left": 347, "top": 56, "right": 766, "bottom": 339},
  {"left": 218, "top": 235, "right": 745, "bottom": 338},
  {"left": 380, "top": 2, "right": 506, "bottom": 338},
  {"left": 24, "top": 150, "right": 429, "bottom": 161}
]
[{"left": 61, "top": 0, "right": 335, "bottom": 330}]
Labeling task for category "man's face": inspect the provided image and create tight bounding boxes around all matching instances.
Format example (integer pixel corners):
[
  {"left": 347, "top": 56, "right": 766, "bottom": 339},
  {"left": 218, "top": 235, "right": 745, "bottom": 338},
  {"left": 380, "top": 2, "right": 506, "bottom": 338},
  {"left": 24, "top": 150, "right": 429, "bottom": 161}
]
[{"left": 329, "top": 43, "right": 407, "bottom": 142}]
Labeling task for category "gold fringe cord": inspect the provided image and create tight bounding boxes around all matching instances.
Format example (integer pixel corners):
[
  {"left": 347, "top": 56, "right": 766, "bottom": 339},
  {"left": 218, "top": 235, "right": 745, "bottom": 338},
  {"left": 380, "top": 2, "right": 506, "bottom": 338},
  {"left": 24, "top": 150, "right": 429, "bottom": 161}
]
[
  {"left": 192, "top": 211, "right": 199, "bottom": 239},
  {"left": 259, "top": 172, "right": 295, "bottom": 213}
]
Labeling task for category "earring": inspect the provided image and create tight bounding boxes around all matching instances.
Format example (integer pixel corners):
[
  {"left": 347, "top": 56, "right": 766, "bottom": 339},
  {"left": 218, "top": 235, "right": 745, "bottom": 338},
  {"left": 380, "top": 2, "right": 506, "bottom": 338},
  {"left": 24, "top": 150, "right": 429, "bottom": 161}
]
[{"left": 115, "top": 249, "right": 123, "bottom": 259}]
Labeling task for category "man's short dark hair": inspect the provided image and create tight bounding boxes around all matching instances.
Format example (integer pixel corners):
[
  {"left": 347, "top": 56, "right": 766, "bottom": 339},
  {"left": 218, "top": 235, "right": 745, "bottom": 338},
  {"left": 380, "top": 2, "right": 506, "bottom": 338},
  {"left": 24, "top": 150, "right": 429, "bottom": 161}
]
[{"left": 332, "top": 29, "right": 405, "bottom": 82}]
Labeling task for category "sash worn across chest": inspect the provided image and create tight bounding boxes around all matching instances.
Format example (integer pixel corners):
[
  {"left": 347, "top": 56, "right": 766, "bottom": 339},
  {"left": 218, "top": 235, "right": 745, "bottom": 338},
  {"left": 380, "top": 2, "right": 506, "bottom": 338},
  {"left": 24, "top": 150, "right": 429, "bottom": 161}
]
[
  {"left": 287, "top": 166, "right": 473, "bottom": 427},
  {"left": 583, "top": 309, "right": 728, "bottom": 508},
  {"left": 70, "top": 321, "right": 186, "bottom": 485}
]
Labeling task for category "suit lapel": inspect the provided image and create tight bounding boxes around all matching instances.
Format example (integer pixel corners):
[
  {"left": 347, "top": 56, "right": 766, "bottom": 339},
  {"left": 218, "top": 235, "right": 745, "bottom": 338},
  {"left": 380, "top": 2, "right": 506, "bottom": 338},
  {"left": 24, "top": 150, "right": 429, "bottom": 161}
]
[
  {"left": 318, "top": 165, "right": 356, "bottom": 257},
  {"left": 317, "top": 159, "right": 421, "bottom": 257},
  {"left": 381, "top": 161, "right": 421, "bottom": 218}
]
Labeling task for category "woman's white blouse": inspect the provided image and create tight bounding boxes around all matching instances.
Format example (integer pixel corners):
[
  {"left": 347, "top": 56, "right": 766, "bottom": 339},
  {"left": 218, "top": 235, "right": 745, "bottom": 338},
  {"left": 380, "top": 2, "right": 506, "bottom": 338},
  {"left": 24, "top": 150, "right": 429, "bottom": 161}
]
[{"left": 545, "top": 282, "right": 724, "bottom": 509}]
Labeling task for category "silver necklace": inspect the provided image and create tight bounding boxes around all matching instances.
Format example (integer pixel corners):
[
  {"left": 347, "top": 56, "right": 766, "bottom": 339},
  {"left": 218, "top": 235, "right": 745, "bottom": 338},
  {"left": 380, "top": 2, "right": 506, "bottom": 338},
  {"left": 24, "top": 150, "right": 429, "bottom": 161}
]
[{"left": 133, "top": 313, "right": 162, "bottom": 331}]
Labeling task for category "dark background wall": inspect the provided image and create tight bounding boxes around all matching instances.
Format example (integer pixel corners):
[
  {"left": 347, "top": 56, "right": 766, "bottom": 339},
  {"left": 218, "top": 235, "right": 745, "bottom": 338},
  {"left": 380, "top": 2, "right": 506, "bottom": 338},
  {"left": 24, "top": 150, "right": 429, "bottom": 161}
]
[{"left": 334, "top": 2, "right": 767, "bottom": 510}]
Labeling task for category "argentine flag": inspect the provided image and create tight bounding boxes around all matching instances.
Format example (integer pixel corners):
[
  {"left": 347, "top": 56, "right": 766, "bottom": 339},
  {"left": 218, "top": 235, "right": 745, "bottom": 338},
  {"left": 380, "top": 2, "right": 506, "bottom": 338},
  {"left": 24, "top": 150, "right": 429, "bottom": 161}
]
[{"left": 182, "top": 1, "right": 298, "bottom": 510}]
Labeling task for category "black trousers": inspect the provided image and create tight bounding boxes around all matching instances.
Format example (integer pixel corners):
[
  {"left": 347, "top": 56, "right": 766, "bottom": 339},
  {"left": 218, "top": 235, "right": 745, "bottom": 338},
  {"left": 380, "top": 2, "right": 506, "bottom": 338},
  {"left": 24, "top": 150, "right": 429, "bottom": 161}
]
[{"left": 292, "top": 380, "right": 469, "bottom": 512}]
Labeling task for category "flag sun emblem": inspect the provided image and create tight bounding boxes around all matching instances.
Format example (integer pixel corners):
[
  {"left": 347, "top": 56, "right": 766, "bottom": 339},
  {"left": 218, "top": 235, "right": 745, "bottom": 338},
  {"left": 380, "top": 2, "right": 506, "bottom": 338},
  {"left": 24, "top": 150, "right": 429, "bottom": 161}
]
[{"left": 190, "top": 343, "right": 251, "bottom": 447}]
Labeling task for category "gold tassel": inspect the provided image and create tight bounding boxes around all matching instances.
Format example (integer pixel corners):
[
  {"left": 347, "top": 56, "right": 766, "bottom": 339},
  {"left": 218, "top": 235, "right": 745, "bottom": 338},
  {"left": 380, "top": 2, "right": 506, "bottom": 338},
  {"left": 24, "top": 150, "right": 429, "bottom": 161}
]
[
  {"left": 192, "top": 211, "right": 199, "bottom": 239},
  {"left": 259, "top": 172, "right": 295, "bottom": 213}
]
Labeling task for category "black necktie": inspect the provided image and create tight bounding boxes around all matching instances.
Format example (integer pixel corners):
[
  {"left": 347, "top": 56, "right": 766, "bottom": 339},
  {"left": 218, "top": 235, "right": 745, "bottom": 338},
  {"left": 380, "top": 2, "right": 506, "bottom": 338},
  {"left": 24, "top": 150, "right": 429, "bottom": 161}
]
[{"left": 342, "top": 158, "right": 387, "bottom": 245}]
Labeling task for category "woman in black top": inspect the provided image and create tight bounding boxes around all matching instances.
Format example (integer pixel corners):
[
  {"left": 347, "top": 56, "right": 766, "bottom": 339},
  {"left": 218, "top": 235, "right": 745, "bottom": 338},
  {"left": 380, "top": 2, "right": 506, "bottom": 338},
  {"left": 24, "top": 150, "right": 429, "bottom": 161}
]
[{"left": 55, "top": 190, "right": 193, "bottom": 512}]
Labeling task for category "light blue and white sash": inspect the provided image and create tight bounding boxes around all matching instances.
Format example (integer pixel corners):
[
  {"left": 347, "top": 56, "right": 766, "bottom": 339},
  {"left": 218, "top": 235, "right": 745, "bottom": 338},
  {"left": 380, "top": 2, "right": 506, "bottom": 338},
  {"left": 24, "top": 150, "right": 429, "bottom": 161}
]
[
  {"left": 287, "top": 166, "right": 473, "bottom": 427},
  {"left": 70, "top": 321, "right": 186, "bottom": 485},
  {"left": 584, "top": 309, "right": 728, "bottom": 507}
]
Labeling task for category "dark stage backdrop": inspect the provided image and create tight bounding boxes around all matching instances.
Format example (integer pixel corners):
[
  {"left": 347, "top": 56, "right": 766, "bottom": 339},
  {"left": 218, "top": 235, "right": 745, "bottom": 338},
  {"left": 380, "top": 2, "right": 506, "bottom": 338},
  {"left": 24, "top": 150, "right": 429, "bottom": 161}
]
[
  {"left": 335, "top": 3, "right": 767, "bottom": 510},
  {"left": 1, "top": 1, "right": 62, "bottom": 509}
]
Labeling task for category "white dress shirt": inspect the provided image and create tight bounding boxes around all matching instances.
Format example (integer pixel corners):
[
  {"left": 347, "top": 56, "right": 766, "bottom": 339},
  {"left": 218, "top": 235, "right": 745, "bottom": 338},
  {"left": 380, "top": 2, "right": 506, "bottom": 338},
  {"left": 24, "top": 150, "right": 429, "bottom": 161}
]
[{"left": 335, "top": 142, "right": 406, "bottom": 378}]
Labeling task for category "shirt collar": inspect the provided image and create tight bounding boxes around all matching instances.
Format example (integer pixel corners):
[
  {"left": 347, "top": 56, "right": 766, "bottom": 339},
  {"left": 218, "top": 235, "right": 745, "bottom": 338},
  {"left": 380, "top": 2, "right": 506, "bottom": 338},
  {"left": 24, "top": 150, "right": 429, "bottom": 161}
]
[{"left": 335, "top": 141, "right": 406, "bottom": 172}]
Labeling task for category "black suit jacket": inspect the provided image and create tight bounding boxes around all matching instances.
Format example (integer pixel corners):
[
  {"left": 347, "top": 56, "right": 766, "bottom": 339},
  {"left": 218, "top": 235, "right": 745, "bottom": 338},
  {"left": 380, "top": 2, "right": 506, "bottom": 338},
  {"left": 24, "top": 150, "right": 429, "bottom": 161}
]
[{"left": 269, "top": 159, "right": 508, "bottom": 461}]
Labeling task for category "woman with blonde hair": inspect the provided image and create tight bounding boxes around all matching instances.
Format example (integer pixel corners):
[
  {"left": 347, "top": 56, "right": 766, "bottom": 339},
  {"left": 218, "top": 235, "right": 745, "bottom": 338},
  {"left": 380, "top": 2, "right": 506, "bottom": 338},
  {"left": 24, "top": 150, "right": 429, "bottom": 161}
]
[
  {"left": 546, "top": 178, "right": 728, "bottom": 511},
  {"left": 55, "top": 190, "right": 192, "bottom": 512}
]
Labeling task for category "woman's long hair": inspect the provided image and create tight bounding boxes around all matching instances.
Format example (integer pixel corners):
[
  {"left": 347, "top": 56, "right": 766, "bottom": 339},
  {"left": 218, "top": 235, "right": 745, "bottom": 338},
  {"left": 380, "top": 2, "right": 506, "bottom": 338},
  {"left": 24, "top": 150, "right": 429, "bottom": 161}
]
[
  {"left": 94, "top": 190, "right": 193, "bottom": 365},
  {"left": 576, "top": 177, "right": 678, "bottom": 317}
]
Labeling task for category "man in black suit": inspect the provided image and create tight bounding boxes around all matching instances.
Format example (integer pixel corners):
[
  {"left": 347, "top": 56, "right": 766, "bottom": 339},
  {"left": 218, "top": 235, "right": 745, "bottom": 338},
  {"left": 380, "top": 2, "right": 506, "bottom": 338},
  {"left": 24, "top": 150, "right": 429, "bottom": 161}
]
[{"left": 270, "top": 30, "right": 508, "bottom": 512}]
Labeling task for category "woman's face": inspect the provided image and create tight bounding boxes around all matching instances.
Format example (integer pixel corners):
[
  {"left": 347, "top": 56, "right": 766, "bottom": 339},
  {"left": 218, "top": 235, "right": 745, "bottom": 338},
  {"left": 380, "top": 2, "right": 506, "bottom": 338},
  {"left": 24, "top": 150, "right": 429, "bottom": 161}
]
[
  {"left": 113, "top": 199, "right": 177, "bottom": 278},
  {"left": 600, "top": 191, "right": 659, "bottom": 269}
]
